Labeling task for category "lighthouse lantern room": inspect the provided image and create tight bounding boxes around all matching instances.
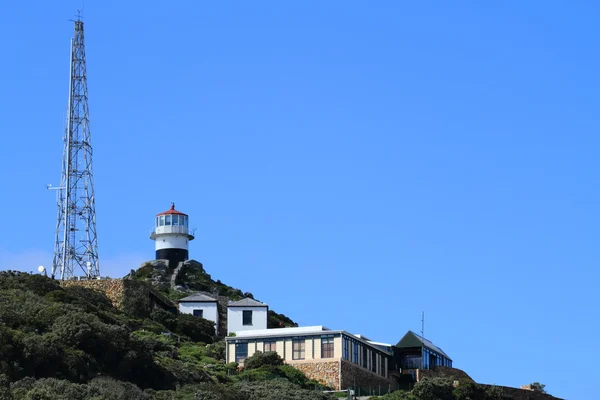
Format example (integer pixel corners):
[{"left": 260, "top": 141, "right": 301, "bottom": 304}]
[{"left": 150, "top": 203, "right": 195, "bottom": 267}]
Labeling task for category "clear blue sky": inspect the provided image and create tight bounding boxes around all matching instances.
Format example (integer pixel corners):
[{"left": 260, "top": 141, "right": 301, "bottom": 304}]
[{"left": 0, "top": 1, "right": 598, "bottom": 398}]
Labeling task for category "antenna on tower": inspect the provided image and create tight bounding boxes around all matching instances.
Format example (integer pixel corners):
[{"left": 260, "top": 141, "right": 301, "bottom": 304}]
[
  {"left": 421, "top": 311, "right": 425, "bottom": 339},
  {"left": 49, "top": 17, "right": 99, "bottom": 280}
]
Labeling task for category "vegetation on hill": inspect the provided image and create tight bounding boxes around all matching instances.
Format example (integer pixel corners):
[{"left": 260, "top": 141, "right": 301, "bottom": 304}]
[
  {"left": 0, "top": 271, "right": 330, "bottom": 400},
  {"left": 131, "top": 260, "right": 299, "bottom": 330},
  {"left": 0, "top": 269, "right": 557, "bottom": 400}
]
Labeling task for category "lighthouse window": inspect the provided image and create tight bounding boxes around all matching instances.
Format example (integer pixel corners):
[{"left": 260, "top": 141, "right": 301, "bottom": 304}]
[
  {"left": 159, "top": 216, "right": 165, "bottom": 226},
  {"left": 172, "top": 215, "right": 180, "bottom": 226},
  {"left": 165, "top": 215, "right": 171, "bottom": 226},
  {"left": 183, "top": 216, "right": 188, "bottom": 227}
]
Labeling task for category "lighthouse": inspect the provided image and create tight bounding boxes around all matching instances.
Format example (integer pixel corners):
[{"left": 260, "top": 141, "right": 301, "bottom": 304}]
[{"left": 150, "top": 203, "right": 195, "bottom": 267}]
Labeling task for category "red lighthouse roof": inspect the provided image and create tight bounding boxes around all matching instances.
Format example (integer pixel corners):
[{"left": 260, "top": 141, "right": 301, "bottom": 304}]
[{"left": 156, "top": 203, "right": 187, "bottom": 217}]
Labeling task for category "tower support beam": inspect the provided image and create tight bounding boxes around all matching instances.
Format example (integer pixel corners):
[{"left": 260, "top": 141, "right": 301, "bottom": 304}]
[{"left": 51, "top": 19, "right": 99, "bottom": 280}]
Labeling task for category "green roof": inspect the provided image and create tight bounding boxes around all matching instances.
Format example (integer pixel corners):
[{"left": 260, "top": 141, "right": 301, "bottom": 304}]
[{"left": 396, "top": 330, "right": 452, "bottom": 361}]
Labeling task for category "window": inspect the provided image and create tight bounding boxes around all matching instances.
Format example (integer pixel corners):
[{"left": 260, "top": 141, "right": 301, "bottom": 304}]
[
  {"left": 292, "top": 339, "right": 305, "bottom": 360},
  {"left": 321, "top": 335, "right": 334, "bottom": 358},
  {"left": 193, "top": 309, "right": 203, "bottom": 318},
  {"left": 371, "top": 351, "right": 377, "bottom": 372},
  {"left": 159, "top": 215, "right": 165, "bottom": 226},
  {"left": 362, "top": 346, "right": 368, "bottom": 368},
  {"left": 264, "top": 340, "right": 276, "bottom": 352},
  {"left": 172, "top": 215, "right": 179, "bottom": 226},
  {"left": 342, "top": 336, "right": 349, "bottom": 360},
  {"left": 183, "top": 216, "right": 188, "bottom": 226},
  {"left": 156, "top": 217, "right": 159, "bottom": 227},
  {"left": 235, "top": 343, "right": 248, "bottom": 363},
  {"left": 352, "top": 342, "right": 359, "bottom": 364},
  {"left": 380, "top": 356, "right": 386, "bottom": 376},
  {"left": 242, "top": 310, "right": 252, "bottom": 325},
  {"left": 165, "top": 215, "right": 171, "bottom": 226}
]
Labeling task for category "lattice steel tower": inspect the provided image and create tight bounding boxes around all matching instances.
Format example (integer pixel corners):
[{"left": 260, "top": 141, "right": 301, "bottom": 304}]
[{"left": 50, "top": 18, "right": 99, "bottom": 280}]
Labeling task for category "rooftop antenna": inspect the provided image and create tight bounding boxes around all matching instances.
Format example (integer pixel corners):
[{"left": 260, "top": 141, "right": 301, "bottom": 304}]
[
  {"left": 421, "top": 311, "right": 425, "bottom": 339},
  {"left": 48, "top": 14, "right": 99, "bottom": 280}
]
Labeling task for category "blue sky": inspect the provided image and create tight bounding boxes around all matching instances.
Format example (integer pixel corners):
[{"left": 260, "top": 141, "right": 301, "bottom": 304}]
[{"left": 1, "top": 1, "right": 598, "bottom": 398}]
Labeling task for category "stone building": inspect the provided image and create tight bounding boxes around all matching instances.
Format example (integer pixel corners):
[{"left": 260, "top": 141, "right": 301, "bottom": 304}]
[{"left": 225, "top": 326, "right": 396, "bottom": 392}]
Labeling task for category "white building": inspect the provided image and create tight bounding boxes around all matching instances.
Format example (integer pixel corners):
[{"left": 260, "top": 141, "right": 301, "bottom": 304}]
[
  {"left": 227, "top": 298, "right": 268, "bottom": 335},
  {"left": 224, "top": 326, "right": 394, "bottom": 391},
  {"left": 178, "top": 293, "right": 218, "bottom": 329},
  {"left": 150, "top": 203, "right": 195, "bottom": 268}
]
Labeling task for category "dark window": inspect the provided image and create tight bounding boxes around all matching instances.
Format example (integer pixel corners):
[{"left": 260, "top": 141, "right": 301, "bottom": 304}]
[
  {"left": 165, "top": 215, "right": 171, "bottom": 226},
  {"left": 264, "top": 340, "right": 276, "bottom": 352},
  {"left": 380, "top": 356, "right": 386, "bottom": 376},
  {"left": 321, "top": 336, "right": 334, "bottom": 358},
  {"left": 242, "top": 310, "right": 252, "bottom": 325},
  {"left": 352, "top": 342, "right": 359, "bottom": 363},
  {"left": 292, "top": 339, "right": 305, "bottom": 360},
  {"left": 371, "top": 351, "right": 377, "bottom": 372},
  {"left": 193, "top": 309, "right": 203, "bottom": 318},
  {"left": 362, "top": 346, "right": 368, "bottom": 368},
  {"left": 235, "top": 343, "right": 248, "bottom": 363},
  {"left": 342, "top": 336, "right": 349, "bottom": 360}
]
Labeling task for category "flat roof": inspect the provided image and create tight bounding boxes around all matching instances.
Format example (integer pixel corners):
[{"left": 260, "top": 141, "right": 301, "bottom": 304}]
[{"left": 227, "top": 326, "right": 392, "bottom": 355}]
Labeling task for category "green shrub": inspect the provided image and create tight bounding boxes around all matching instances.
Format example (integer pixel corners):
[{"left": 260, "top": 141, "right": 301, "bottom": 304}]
[
  {"left": 411, "top": 377, "right": 454, "bottom": 400},
  {"left": 174, "top": 314, "right": 215, "bottom": 343},
  {"left": 151, "top": 309, "right": 177, "bottom": 331},
  {"left": 243, "top": 351, "right": 284, "bottom": 370}
]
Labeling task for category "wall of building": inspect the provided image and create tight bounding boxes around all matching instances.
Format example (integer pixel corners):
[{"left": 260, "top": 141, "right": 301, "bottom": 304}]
[
  {"left": 227, "top": 306, "right": 268, "bottom": 334},
  {"left": 340, "top": 360, "right": 396, "bottom": 395},
  {"left": 226, "top": 334, "right": 344, "bottom": 363},
  {"left": 179, "top": 301, "right": 218, "bottom": 327},
  {"left": 155, "top": 234, "right": 189, "bottom": 250}
]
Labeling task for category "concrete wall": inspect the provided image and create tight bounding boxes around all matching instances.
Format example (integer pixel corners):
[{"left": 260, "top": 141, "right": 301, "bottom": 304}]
[
  {"left": 179, "top": 301, "right": 218, "bottom": 327},
  {"left": 227, "top": 306, "right": 267, "bottom": 334}
]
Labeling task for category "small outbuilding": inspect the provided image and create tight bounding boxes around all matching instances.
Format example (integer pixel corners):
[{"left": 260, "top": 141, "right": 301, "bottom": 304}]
[
  {"left": 227, "top": 297, "right": 268, "bottom": 335},
  {"left": 178, "top": 293, "right": 219, "bottom": 328}
]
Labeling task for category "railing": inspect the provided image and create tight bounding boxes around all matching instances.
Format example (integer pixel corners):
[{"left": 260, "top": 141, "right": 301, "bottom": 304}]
[{"left": 151, "top": 225, "right": 190, "bottom": 235}]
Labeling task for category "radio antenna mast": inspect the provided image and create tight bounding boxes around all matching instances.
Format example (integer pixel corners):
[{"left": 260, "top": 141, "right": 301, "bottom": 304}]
[{"left": 50, "top": 15, "right": 99, "bottom": 280}]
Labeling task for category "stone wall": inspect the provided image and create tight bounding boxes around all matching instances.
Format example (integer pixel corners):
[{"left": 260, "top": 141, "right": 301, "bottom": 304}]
[
  {"left": 339, "top": 359, "right": 396, "bottom": 396},
  {"left": 60, "top": 279, "right": 126, "bottom": 309},
  {"left": 59, "top": 278, "right": 176, "bottom": 314},
  {"left": 289, "top": 360, "right": 340, "bottom": 390}
]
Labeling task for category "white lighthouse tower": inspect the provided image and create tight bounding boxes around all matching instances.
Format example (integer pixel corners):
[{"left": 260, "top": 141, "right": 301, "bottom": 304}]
[{"left": 150, "top": 203, "right": 195, "bottom": 267}]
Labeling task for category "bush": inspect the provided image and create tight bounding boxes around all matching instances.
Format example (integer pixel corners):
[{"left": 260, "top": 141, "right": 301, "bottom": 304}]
[
  {"left": 150, "top": 309, "right": 177, "bottom": 331},
  {"left": 235, "top": 379, "right": 334, "bottom": 400},
  {"left": 412, "top": 378, "right": 454, "bottom": 400},
  {"left": 174, "top": 314, "right": 215, "bottom": 343},
  {"left": 453, "top": 380, "right": 486, "bottom": 400},
  {"left": 243, "top": 351, "right": 284, "bottom": 370}
]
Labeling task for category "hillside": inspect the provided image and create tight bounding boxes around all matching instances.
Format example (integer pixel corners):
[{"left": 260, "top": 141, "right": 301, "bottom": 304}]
[
  {"left": 0, "top": 270, "right": 332, "bottom": 399},
  {"left": 130, "top": 259, "right": 297, "bottom": 334},
  {"left": 0, "top": 267, "right": 561, "bottom": 400}
]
